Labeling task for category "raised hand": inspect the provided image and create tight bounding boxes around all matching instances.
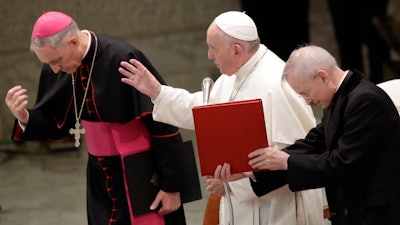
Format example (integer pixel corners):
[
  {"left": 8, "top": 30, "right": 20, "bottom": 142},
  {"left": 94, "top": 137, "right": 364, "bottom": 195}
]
[
  {"left": 5, "top": 85, "right": 30, "bottom": 124},
  {"left": 119, "top": 59, "right": 162, "bottom": 100}
]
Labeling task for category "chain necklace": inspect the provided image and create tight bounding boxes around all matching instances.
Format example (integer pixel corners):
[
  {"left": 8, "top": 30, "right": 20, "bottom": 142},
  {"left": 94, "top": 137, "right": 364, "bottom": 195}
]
[
  {"left": 69, "top": 32, "right": 98, "bottom": 148},
  {"left": 229, "top": 48, "right": 267, "bottom": 101}
]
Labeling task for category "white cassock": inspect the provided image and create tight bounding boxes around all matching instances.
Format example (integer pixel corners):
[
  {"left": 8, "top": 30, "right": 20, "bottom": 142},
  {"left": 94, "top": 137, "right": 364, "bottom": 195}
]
[
  {"left": 152, "top": 44, "right": 325, "bottom": 225},
  {"left": 377, "top": 79, "right": 400, "bottom": 115}
]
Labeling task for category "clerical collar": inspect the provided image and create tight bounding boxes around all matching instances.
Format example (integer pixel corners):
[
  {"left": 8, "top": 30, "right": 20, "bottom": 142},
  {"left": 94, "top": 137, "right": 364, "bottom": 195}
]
[
  {"left": 234, "top": 45, "right": 267, "bottom": 84},
  {"left": 81, "top": 30, "right": 93, "bottom": 64},
  {"left": 335, "top": 70, "right": 349, "bottom": 93}
]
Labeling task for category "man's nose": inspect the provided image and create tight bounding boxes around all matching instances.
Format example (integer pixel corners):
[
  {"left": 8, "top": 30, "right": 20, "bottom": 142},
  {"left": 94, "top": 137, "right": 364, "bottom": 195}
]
[{"left": 49, "top": 64, "right": 61, "bottom": 73}]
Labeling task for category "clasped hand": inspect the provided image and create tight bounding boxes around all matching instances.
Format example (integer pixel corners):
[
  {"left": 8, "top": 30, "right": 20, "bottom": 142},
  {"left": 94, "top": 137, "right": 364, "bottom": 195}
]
[{"left": 248, "top": 147, "right": 289, "bottom": 170}]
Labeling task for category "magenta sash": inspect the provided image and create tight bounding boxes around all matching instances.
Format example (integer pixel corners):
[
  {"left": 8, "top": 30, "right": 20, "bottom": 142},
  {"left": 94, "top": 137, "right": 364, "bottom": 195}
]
[{"left": 81, "top": 119, "right": 164, "bottom": 225}]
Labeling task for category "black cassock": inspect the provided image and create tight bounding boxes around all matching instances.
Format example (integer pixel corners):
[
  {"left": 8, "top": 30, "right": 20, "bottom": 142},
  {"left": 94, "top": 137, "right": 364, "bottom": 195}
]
[{"left": 11, "top": 32, "right": 186, "bottom": 225}]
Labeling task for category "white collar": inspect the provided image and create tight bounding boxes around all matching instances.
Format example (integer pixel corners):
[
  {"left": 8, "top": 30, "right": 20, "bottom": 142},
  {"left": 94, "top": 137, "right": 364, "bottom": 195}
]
[
  {"left": 235, "top": 44, "right": 267, "bottom": 80},
  {"left": 335, "top": 70, "right": 349, "bottom": 92},
  {"left": 81, "top": 30, "right": 92, "bottom": 60}
]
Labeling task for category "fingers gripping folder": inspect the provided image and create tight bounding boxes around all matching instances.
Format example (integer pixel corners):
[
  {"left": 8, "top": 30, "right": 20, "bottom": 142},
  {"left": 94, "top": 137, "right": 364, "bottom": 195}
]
[{"left": 194, "top": 77, "right": 269, "bottom": 225}]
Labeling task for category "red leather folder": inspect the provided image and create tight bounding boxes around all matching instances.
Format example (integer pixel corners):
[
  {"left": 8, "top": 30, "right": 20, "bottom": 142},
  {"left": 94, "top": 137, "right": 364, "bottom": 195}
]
[{"left": 192, "top": 99, "right": 268, "bottom": 176}]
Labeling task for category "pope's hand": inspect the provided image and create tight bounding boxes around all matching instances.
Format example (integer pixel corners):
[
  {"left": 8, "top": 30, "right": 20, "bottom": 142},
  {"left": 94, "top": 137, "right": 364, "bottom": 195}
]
[
  {"left": 119, "top": 59, "right": 161, "bottom": 100},
  {"left": 205, "top": 177, "right": 226, "bottom": 196},
  {"left": 213, "top": 163, "right": 249, "bottom": 182}
]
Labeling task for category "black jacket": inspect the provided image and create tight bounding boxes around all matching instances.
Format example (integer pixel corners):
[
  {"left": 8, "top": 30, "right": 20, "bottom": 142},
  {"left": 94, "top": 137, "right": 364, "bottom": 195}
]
[
  {"left": 11, "top": 32, "right": 186, "bottom": 225},
  {"left": 252, "top": 71, "right": 400, "bottom": 225}
]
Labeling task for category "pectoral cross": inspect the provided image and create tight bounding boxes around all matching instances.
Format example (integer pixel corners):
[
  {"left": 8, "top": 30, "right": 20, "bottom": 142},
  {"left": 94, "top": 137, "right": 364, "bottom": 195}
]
[{"left": 69, "top": 122, "right": 85, "bottom": 148}]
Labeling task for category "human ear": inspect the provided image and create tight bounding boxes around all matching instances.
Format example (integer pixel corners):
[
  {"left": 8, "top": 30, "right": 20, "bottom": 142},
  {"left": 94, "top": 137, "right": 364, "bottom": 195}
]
[
  {"left": 233, "top": 43, "right": 243, "bottom": 55},
  {"left": 68, "top": 36, "right": 79, "bottom": 47},
  {"left": 316, "top": 70, "right": 329, "bottom": 82}
]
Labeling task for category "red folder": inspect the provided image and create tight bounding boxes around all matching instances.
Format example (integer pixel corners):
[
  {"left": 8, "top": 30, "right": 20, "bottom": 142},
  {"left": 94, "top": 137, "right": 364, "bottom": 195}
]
[{"left": 192, "top": 99, "right": 268, "bottom": 176}]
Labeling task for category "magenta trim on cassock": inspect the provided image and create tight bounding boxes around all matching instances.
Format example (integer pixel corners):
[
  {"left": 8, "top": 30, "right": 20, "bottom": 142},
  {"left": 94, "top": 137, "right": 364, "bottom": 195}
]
[{"left": 81, "top": 119, "right": 165, "bottom": 225}]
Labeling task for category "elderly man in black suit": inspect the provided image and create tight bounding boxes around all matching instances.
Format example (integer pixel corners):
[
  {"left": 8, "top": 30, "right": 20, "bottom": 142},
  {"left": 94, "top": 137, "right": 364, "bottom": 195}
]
[{"left": 214, "top": 45, "right": 400, "bottom": 225}]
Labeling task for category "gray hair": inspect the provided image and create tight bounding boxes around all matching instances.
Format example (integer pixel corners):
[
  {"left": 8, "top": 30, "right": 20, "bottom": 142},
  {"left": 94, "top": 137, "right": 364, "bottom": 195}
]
[
  {"left": 30, "top": 20, "right": 80, "bottom": 51},
  {"left": 282, "top": 44, "right": 338, "bottom": 82}
]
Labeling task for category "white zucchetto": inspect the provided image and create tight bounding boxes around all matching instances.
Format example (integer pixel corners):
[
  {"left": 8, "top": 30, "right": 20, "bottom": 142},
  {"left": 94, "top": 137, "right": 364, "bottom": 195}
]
[{"left": 214, "top": 11, "right": 258, "bottom": 41}]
